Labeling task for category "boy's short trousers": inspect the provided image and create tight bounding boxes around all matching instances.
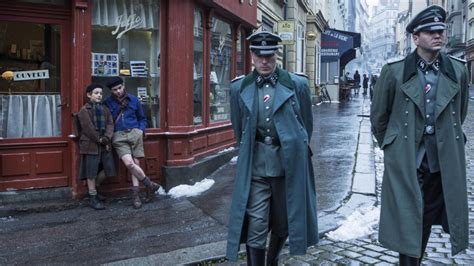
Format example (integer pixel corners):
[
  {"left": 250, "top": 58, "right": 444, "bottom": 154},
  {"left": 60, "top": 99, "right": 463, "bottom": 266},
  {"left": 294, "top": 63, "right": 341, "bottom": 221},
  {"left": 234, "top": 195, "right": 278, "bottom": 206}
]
[{"left": 112, "top": 128, "right": 145, "bottom": 159}]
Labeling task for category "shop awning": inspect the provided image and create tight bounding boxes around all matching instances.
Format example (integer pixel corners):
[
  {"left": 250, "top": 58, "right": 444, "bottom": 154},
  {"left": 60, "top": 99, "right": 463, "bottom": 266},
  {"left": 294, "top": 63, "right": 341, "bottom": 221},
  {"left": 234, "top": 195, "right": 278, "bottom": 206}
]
[{"left": 321, "top": 29, "right": 361, "bottom": 63}]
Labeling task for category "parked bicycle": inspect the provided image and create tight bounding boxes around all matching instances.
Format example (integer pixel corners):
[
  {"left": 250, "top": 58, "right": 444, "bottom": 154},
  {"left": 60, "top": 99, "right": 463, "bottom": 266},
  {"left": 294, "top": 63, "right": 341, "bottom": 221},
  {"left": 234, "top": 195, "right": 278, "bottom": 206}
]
[{"left": 318, "top": 83, "right": 331, "bottom": 103}]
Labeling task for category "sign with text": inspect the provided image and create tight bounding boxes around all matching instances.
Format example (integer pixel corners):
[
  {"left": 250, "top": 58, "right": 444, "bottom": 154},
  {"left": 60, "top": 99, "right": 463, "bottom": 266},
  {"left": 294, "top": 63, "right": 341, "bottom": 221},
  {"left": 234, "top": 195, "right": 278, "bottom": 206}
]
[
  {"left": 321, "top": 29, "right": 361, "bottom": 62},
  {"left": 14, "top": 70, "right": 49, "bottom": 81},
  {"left": 277, "top": 20, "right": 295, "bottom": 45}
]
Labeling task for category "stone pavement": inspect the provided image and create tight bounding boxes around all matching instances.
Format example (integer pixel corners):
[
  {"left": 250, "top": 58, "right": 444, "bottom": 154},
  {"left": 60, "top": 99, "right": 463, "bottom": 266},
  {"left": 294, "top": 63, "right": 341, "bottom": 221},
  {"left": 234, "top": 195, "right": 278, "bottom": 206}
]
[{"left": 219, "top": 95, "right": 474, "bottom": 265}]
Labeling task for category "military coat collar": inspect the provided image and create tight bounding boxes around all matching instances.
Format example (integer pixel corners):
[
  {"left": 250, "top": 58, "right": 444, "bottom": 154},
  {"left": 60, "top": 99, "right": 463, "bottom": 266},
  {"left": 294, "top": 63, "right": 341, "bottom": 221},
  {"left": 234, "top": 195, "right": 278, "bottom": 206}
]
[
  {"left": 401, "top": 50, "right": 460, "bottom": 120},
  {"left": 402, "top": 51, "right": 457, "bottom": 83},
  {"left": 239, "top": 68, "right": 295, "bottom": 114}
]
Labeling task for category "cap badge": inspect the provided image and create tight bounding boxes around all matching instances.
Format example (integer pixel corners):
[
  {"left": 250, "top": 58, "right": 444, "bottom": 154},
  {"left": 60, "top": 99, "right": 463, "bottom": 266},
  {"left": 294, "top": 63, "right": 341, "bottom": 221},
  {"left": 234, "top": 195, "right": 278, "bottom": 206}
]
[
  {"left": 434, "top": 17, "right": 439, "bottom": 22},
  {"left": 262, "top": 40, "right": 267, "bottom": 46}
]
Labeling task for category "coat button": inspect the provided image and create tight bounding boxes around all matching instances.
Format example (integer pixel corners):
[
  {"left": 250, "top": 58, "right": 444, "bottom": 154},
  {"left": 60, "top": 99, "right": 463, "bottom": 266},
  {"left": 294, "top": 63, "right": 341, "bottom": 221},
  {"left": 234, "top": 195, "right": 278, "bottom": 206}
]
[
  {"left": 405, "top": 98, "right": 409, "bottom": 101},
  {"left": 265, "top": 106, "right": 270, "bottom": 110},
  {"left": 405, "top": 111, "right": 409, "bottom": 115},
  {"left": 404, "top": 123, "right": 408, "bottom": 127},
  {"left": 246, "top": 117, "right": 249, "bottom": 120},
  {"left": 451, "top": 99, "right": 455, "bottom": 103},
  {"left": 266, "top": 118, "right": 270, "bottom": 122},
  {"left": 452, "top": 111, "right": 456, "bottom": 115},
  {"left": 456, "top": 136, "right": 460, "bottom": 140},
  {"left": 292, "top": 101, "right": 296, "bottom": 105},
  {"left": 404, "top": 136, "right": 408, "bottom": 139},
  {"left": 426, "top": 99, "right": 430, "bottom": 103},
  {"left": 426, "top": 114, "right": 430, "bottom": 118},
  {"left": 453, "top": 123, "right": 457, "bottom": 127}
]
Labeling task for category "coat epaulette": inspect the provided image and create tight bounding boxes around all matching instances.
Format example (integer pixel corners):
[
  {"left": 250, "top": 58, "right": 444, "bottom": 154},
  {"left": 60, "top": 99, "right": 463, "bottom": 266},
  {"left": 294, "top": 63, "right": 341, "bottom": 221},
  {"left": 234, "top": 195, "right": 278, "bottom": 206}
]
[
  {"left": 293, "top": 72, "right": 308, "bottom": 78},
  {"left": 231, "top": 75, "right": 245, "bottom": 83},
  {"left": 387, "top": 57, "right": 404, "bottom": 65},
  {"left": 448, "top": 55, "right": 467, "bottom": 64}
]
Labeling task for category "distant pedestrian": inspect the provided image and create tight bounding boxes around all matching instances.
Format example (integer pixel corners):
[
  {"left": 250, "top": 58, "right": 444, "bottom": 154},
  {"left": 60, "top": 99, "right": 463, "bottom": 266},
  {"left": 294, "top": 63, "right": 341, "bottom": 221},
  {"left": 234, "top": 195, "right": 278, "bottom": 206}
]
[
  {"left": 370, "top": 5, "right": 469, "bottom": 265},
  {"left": 369, "top": 74, "right": 377, "bottom": 100},
  {"left": 353, "top": 70, "right": 360, "bottom": 94},
  {"left": 226, "top": 31, "right": 318, "bottom": 265},
  {"left": 78, "top": 83, "right": 116, "bottom": 210},
  {"left": 104, "top": 77, "right": 160, "bottom": 209},
  {"left": 362, "top": 74, "right": 369, "bottom": 95}
]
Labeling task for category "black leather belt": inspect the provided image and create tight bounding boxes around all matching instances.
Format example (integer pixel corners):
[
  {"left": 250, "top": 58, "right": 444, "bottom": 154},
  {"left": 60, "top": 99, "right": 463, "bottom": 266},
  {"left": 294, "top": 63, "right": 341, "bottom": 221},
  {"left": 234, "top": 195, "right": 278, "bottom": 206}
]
[
  {"left": 256, "top": 133, "right": 280, "bottom": 146},
  {"left": 424, "top": 125, "right": 435, "bottom": 135},
  {"left": 122, "top": 128, "right": 133, "bottom": 133}
]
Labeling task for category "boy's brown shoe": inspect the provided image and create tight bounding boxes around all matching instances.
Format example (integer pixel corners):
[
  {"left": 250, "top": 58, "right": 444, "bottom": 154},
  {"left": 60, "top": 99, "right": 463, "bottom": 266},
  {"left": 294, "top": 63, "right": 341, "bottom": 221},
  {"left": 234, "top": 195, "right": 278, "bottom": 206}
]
[{"left": 144, "top": 182, "right": 160, "bottom": 203}]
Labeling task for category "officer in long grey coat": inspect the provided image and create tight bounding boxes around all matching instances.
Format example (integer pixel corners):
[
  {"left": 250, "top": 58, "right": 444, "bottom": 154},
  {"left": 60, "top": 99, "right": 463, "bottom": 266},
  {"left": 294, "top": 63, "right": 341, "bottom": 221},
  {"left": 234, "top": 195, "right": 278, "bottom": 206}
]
[
  {"left": 226, "top": 31, "right": 318, "bottom": 265},
  {"left": 371, "top": 5, "right": 469, "bottom": 265}
]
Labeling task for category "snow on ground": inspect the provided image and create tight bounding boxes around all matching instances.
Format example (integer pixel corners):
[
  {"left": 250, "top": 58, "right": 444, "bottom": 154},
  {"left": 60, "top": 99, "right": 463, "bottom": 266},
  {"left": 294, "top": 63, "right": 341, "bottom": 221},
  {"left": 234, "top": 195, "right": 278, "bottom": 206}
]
[
  {"left": 158, "top": 178, "right": 215, "bottom": 199},
  {"left": 326, "top": 205, "right": 380, "bottom": 241},
  {"left": 230, "top": 156, "right": 238, "bottom": 165}
]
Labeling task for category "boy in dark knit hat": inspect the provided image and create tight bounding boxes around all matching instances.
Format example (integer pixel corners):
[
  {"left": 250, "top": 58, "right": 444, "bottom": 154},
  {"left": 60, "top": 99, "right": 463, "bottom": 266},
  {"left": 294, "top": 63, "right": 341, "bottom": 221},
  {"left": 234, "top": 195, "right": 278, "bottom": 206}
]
[{"left": 78, "top": 83, "right": 116, "bottom": 210}]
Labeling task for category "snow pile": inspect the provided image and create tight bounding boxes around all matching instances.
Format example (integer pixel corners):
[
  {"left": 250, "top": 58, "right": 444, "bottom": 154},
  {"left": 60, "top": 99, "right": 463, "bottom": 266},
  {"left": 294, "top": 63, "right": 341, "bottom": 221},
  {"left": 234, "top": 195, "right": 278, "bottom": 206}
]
[
  {"left": 218, "top": 147, "right": 235, "bottom": 153},
  {"left": 165, "top": 178, "right": 215, "bottom": 199},
  {"left": 326, "top": 206, "right": 380, "bottom": 241},
  {"left": 230, "top": 156, "right": 238, "bottom": 165}
]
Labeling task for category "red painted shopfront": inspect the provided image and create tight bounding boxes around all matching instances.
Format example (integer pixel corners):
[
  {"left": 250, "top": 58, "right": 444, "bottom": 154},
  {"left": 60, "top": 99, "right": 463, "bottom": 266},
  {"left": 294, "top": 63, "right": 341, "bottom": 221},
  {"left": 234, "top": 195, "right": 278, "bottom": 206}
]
[{"left": 0, "top": 0, "right": 256, "bottom": 198}]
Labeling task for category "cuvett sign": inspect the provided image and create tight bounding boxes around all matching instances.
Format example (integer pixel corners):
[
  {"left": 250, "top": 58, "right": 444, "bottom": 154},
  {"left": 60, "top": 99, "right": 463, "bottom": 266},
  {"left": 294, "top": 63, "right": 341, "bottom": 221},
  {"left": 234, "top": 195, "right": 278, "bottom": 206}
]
[
  {"left": 13, "top": 70, "right": 50, "bottom": 81},
  {"left": 321, "top": 29, "right": 361, "bottom": 63}
]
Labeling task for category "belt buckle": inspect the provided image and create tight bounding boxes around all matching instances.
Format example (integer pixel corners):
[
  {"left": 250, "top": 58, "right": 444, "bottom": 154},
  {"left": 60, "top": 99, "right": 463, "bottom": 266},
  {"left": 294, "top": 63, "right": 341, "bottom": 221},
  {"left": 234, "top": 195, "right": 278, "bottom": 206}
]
[{"left": 264, "top": 136, "right": 273, "bottom": 145}]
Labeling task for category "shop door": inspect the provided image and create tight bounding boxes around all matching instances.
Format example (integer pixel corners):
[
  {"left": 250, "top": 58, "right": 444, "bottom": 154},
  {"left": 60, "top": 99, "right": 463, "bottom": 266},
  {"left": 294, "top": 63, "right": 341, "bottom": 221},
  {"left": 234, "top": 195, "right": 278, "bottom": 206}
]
[{"left": 0, "top": 6, "right": 72, "bottom": 191}]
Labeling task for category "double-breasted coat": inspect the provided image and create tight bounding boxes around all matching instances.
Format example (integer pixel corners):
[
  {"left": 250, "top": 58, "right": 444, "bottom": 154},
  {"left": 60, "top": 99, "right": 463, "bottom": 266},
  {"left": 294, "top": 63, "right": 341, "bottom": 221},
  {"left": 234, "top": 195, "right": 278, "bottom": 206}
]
[
  {"left": 226, "top": 68, "right": 318, "bottom": 261},
  {"left": 77, "top": 102, "right": 114, "bottom": 155},
  {"left": 370, "top": 51, "right": 469, "bottom": 257}
]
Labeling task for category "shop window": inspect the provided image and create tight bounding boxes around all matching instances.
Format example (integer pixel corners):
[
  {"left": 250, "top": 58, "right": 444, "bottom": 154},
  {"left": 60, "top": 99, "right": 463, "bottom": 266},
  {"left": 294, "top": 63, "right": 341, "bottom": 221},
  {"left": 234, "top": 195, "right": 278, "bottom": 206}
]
[
  {"left": 91, "top": 0, "right": 161, "bottom": 128},
  {"left": 193, "top": 9, "right": 204, "bottom": 125},
  {"left": 210, "top": 18, "right": 232, "bottom": 123},
  {"left": 0, "top": 21, "right": 61, "bottom": 138},
  {"left": 236, "top": 29, "right": 246, "bottom": 77}
]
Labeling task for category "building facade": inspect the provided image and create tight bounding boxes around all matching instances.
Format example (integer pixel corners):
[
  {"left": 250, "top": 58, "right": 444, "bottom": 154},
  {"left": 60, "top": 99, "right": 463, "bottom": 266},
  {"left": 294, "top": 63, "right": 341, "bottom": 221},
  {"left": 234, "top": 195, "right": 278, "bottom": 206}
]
[{"left": 0, "top": 0, "right": 256, "bottom": 198}]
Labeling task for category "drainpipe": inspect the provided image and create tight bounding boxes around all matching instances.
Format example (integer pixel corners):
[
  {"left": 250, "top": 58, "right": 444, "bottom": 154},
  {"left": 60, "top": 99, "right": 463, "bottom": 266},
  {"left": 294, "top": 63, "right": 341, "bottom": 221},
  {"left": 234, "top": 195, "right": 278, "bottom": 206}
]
[{"left": 283, "top": 0, "right": 288, "bottom": 69}]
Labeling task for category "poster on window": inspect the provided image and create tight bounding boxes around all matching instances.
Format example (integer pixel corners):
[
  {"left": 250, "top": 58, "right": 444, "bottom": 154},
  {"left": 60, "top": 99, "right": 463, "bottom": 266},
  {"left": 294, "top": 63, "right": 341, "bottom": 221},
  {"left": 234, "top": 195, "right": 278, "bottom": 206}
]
[
  {"left": 92, "top": 53, "right": 119, "bottom": 76},
  {"left": 130, "top": 61, "right": 148, "bottom": 77}
]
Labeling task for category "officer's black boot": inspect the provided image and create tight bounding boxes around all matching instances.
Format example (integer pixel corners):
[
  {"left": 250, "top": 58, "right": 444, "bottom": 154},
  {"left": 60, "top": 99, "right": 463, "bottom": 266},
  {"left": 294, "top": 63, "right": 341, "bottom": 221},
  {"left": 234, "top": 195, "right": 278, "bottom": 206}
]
[
  {"left": 399, "top": 254, "right": 420, "bottom": 266},
  {"left": 246, "top": 245, "right": 265, "bottom": 266},
  {"left": 266, "top": 234, "right": 287, "bottom": 266}
]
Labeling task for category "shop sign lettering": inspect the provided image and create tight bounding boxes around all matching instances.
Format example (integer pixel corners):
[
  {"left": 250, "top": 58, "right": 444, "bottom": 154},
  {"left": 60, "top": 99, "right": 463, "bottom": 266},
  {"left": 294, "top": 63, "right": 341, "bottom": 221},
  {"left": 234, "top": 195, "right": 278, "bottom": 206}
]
[
  {"left": 112, "top": 13, "right": 142, "bottom": 39},
  {"left": 14, "top": 70, "right": 49, "bottom": 81}
]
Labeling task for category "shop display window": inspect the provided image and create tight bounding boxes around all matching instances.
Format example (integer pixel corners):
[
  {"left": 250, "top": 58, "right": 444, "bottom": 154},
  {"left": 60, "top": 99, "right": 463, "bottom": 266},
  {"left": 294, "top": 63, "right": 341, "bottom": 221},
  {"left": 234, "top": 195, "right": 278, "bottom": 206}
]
[
  {"left": 209, "top": 17, "right": 232, "bottom": 123},
  {"left": 91, "top": 0, "right": 161, "bottom": 128},
  {"left": 193, "top": 9, "right": 204, "bottom": 125},
  {"left": 0, "top": 21, "right": 61, "bottom": 138},
  {"left": 236, "top": 29, "right": 245, "bottom": 77}
]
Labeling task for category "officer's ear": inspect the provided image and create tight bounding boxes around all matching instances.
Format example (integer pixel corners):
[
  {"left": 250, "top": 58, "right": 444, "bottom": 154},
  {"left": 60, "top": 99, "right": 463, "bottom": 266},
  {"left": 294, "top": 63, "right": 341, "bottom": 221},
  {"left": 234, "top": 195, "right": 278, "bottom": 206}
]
[{"left": 412, "top": 32, "right": 420, "bottom": 45}]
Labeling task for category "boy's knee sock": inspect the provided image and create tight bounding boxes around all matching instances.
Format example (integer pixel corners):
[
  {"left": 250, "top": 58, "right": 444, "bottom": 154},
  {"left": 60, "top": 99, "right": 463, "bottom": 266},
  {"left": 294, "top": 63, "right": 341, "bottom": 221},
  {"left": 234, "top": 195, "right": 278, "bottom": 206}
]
[
  {"left": 88, "top": 189, "right": 97, "bottom": 196},
  {"left": 142, "top": 177, "right": 152, "bottom": 187}
]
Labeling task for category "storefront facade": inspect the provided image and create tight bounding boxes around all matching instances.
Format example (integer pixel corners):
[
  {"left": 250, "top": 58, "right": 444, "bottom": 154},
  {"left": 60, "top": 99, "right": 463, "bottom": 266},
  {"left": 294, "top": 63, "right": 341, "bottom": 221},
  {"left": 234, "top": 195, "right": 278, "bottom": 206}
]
[{"left": 0, "top": 0, "right": 256, "bottom": 198}]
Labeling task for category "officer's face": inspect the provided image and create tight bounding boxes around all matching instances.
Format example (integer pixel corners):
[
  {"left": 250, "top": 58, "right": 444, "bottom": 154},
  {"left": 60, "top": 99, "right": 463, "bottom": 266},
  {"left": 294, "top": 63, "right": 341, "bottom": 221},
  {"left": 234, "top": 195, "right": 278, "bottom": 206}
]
[
  {"left": 413, "top": 30, "right": 445, "bottom": 53},
  {"left": 251, "top": 52, "right": 277, "bottom": 76},
  {"left": 110, "top": 84, "right": 125, "bottom": 98}
]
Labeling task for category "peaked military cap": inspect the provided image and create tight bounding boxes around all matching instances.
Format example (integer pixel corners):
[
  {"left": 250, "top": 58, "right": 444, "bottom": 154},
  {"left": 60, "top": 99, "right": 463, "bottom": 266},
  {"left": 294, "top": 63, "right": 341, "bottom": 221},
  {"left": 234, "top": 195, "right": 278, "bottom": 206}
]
[
  {"left": 247, "top": 31, "right": 282, "bottom": 56},
  {"left": 406, "top": 5, "right": 446, "bottom": 34}
]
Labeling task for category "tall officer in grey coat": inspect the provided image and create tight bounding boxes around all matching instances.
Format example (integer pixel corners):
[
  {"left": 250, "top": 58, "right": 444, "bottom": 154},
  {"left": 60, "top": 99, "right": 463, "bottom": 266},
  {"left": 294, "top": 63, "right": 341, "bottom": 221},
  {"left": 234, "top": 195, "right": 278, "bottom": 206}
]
[
  {"left": 371, "top": 5, "right": 469, "bottom": 265},
  {"left": 226, "top": 31, "right": 318, "bottom": 265}
]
